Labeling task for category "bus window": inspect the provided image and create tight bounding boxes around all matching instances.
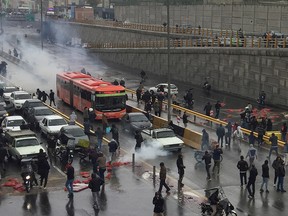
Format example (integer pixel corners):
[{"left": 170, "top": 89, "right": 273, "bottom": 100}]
[{"left": 80, "top": 89, "right": 91, "bottom": 101}]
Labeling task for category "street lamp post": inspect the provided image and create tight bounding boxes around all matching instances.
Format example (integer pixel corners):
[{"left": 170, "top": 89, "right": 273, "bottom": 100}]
[
  {"left": 167, "top": 0, "right": 171, "bottom": 122},
  {"left": 40, "top": 0, "right": 43, "bottom": 50}
]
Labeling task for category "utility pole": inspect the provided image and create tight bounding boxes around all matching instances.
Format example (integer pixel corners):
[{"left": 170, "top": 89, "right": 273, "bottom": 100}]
[
  {"left": 167, "top": 0, "right": 171, "bottom": 122},
  {"left": 40, "top": 0, "right": 43, "bottom": 50}
]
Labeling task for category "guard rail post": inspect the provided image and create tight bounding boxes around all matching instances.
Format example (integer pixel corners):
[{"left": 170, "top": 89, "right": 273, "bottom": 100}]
[
  {"left": 244, "top": 37, "right": 247, "bottom": 47},
  {"left": 212, "top": 38, "right": 214, "bottom": 47},
  {"left": 230, "top": 36, "right": 232, "bottom": 47},
  {"left": 206, "top": 28, "right": 208, "bottom": 37},
  {"left": 201, "top": 38, "right": 203, "bottom": 47},
  {"left": 251, "top": 37, "right": 254, "bottom": 47},
  {"left": 236, "top": 36, "right": 239, "bottom": 47},
  {"left": 153, "top": 165, "right": 156, "bottom": 186},
  {"left": 275, "top": 38, "right": 278, "bottom": 48},
  {"left": 132, "top": 153, "right": 135, "bottom": 172},
  {"left": 218, "top": 38, "right": 220, "bottom": 47},
  {"left": 284, "top": 38, "right": 287, "bottom": 48}
]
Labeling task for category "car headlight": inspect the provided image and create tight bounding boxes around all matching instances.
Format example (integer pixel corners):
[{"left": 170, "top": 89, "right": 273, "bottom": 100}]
[
  {"left": 25, "top": 175, "right": 31, "bottom": 180},
  {"left": 3, "top": 113, "right": 8, "bottom": 117}
]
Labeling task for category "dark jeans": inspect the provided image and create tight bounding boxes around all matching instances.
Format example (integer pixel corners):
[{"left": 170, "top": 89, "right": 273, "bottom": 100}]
[
  {"left": 158, "top": 179, "right": 170, "bottom": 192},
  {"left": 206, "top": 164, "right": 211, "bottom": 179},
  {"left": 247, "top": 179, "right": 256, "bottom": 196},
  {"left": 225, "top": 133, "right": 231, "bottom": 145},
  {"left": 217, "top": 136, "right": 224, "bottom": 147},
  {"left": 269, "top": 147, "right": 278, "bottom": 159},
  {"left": 50, "top": 99, "right": 56, "bottom": 106},
  {"left": 212, "top": 160, "right": 221, "bottom": 174},
  {"left": 240, "top": 172, "right": 247, "bottom": 186},
  {"left": 99, "top": 168, "right": 106, "bottom": 184},
  {"left": 40, "top": 173, "right": 48, "bottom": 187},
  {"left": 277, "top": 176, "right": 284, "bottom": 191},
  {"left": 274, "top": 171, "right": 278, "bottom": 185},
  {"left": 215, "top": 109, "right": 220, "bottom": 119},
  {"left": 66, "top": 179, "right": 74, "bottom": 195}
]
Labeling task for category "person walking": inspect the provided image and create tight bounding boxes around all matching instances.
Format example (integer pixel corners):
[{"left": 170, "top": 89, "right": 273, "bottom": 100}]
[
  {"left": 49, "top": 90, "right": 56, "bottom": 106},
  {"left": 280, "top": 123, "right": 287, "bottom": 142},
  {"left": 153, "top": 100, "right": 161, "bottom": 117},
  {"left": 225, "top": 122, "right": 232, "bottom": 146},
  {"left": 36, "top": 88, "right": 42, "bottom": 100},
  {"left": 202, "top": 151, "right": 212, "bottom": 180},
  {"left": 135, "top": 130, "right": 144, "bottom": 151},
  {"left": 108, "top": 139, "right": 118, "bottom": 164},
  {"left": 268, "top": 133, "right": 278, "bottom": 159},
  {"left": 95, "top": 127, "right": 104, "bottom": 150},
  {"left": 102, "top": 114, "right": 108, "bottom": 134},
  {"left": 204, "top": 102, "right": 212, "bottom": 116},
  {"left": 266, "top": 119, "right": 273, "bottom": 131},
  {"left": 152, "top": 192, "right": 165, "bottom": 216},
  {"left": 212, "top": 144, "right": 223, "bottom": 176},
  {"left": 233, "top": 126, "right": 244, "bottom": 152},
  {"left": 65, "top": 163, "right": 74, "bottom": 199},
  {"left": 216, "top": 124, "right": 225, "bottom": 147},
  {"left": 158, "top": 162, "right": 170, "bottom": 193},
  {"left": 96, "top": 153, "right": 106, "bottom": 185},
  {"left": 248, "top": 131, "right": 256, "bottom": 145},
  {"left": 247, "top": 164, "right": 258, "bottom": 199},
  {"left": 237, "top": 156, "right": 249, "bottom": 187},
  {"left": 272, "top": 156, "right": 283, "bottom": 187},
  {"left": 42, "top": 91, "right": 49, "bottom": 103},
  {"left": 201, "top": 129, "right": 209, "bottom": 150},
  {"left": 136, "top": 87, "right": 142, "bottom": 104},
  {"left": 214, "top": 101, "right": 221, "bottom": 119},
  {"left": 83, "top": 107, "right": 89, "bottom": 123},
  {"left": 88, "top": 173, "right": 102, "bottom": 210},
  {"left": 111, "top": 124, "right": 119, "bottom": 148},
  {"left": 277, "top": 161, "right": 286, "bottom": 192},
  {"left": 0, "top": 145, "right": 8, "bottom": 180},
  {"left": 176, "top": 154, "right": 185, "bottom": 188},
  {"left": 260, "top": 160, "right": 269, "bottom": 193},
  {"left": 246, "top": 144, "right": 257, "bottom": 168},
  {"left": 182, "top": 111, "right": 188, "bottom": 128},
  {"left": 38, "top": 158, "right": 50, "bottom": 189},
  {"left": 69, "top": 111, "right": 77, "bottom": 125},
  {"left": 47, "top": 136, "right": 56, "bottom": 165}
]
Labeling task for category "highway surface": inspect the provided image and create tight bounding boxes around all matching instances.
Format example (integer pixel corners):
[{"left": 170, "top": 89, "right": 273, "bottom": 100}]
[{"left": 0, "top": 26, "right": 287, "bottom": 216}]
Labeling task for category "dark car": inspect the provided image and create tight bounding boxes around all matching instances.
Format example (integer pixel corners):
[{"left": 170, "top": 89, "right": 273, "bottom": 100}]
[
  {"left": 121, "top": 112, "right": 152, "bottom": 134},
  {"left": 58, "top": 125, "right": 89, "bottom": 148},
  {"left": 22, "top": 99, "right": 44, "bottom": 118},
  {"left": 26, "top": 106, "right": 54, "bottom": 129}
]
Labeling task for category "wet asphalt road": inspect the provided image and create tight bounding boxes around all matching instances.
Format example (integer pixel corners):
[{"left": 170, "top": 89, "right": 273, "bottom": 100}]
[{"left": 0, "top": 26, "right": 288, "bottom": 216}]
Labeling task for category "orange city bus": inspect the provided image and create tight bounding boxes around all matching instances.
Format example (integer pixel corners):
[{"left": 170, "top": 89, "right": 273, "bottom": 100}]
[{"left": 56, "top": 72, "right": 126, "bottom": 119}]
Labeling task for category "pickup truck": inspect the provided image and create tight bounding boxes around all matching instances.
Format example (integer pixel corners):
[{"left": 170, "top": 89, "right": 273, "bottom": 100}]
[
  {"left": 4, "top": 129, "right": 45, "bottom": 162},
  {"left": 141, "top": 128, "right": 184, "bottom": 151}
]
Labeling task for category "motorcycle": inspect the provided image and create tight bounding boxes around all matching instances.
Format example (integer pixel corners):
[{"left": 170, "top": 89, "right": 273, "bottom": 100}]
[
  {"left": 56, "top": 137, "right": 75, "bottom": 165},
  {"left": 201, "top": 187, "right": 237, "bottom": 216},
  {"left": 21, "top": 158, "right": 36, "bottom": 193}
]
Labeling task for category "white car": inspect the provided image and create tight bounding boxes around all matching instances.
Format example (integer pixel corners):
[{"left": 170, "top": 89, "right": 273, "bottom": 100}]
[
  {"left": 39, "top": 115, "right": 68, "bottom": 136},
  {"left": 1, "top": 115, "right": 27, "bottom": 132},
  {"left": 9, "top": 91, "right": 32, "bottom": 110},
  {"left": 3, "top": 86, "right": 20, "bottom": 102},
  {"left": 149, "top": 83, "right": 178, "bottom": 95}
]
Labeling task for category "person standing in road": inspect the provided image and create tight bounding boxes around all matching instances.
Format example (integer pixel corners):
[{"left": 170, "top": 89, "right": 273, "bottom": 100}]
[
  {"left": 83, "top": 107, "right": 89, "bottom": 123},
  {"left": 247, "top": 164, "right": 258, "bottom": 199},
  {"left": 268, "top": 133, "right": 278, "bottom": 159},
  {"left": 257, "top": 124, "right": 265, "bottom": 146},
  {"left": 69, "top": 111, "right": 77, "bottom": 125},
  {"left": 65, "top": 163, "right": 74, "bottom": 199},
  {"left": 136, "top": 87, "right": 142, "bottom": 104},
  {"left": 182, "top": 111, "right": 188, "bottom": 128},
  {"left": 237, "top": 156, "right": 249, "bottom": 187},
  {"left": 152, "top": 192, "right": 165, "bottom": 216},
  {"left": 42, "top": 91, "right": 49, "bottom": 103},
  {"left": 96, "top": 152, "right": 106, "bottom": 185},
  {"left": 89, "top": 108, "right": 96, "bottom": 122},
  {"left": 102, "top": 114, "right": 108, "bottom": 134},
  {"left": 0, "top": 144, "right": 8, "bottom": 180},
  {"left": 280, "top": 123, "right": 287, "bottom": 142},
  {"left": 202, "top": 151, "right": 212, "bottom": 180},
  {"left": 158, "top": 162, "right": 170, "bottom": 193},
  {"left": 38, "top": 158, "right": 50, "bottom": 189},
  {"left": 95, "top": 127, "right": 104, "bottom": 150},
  {"left": 260, "top": 160, "right": 270, "bottom": 193},
  {"left": 36, "top": 88, "right": 42, "bottom": 100},
  {"left": 277, "top": 161, "right": 286, "bottom": 192},
  {"left": 246, "top": 144, "right": 257, "bottom": 168},
  {"left": 108, "top": 139, "right": 118, "bottom": 164},
  {"left": 272, "top": 156, "right": 283, "bottom": 187},
  {"left": 212, "top": 144, "right": 223, "bottom": 176},
  {"left": 214, "top": 101, "right": 221, "bottom": 119},
  {"left": 153, "top": 100, "right": 161, "bottom": 117},
  {"left": 225, "top": 122, "right": 232, "bottom": 146},
  {"left": 233, "top": 126, "right": 244, "bottom": 152},
  {"left": 49, "top": 89, "right": 56, "bottom": 106},
  {"left": 204, "top": 102, "right": 212, "bottom": 116},
  {"left": 216, "top": 124, "right": 225, "bottom": 147},
  {"left": 88, "top": 173, "right": 102, "bottom": 210},
  {"left": 266, "top": 119, "right": 273, "bottom": 131},
  {"left": 47, "top": 136, "right": 57, "bottom": 165},
  {"left": 135, "top": 130, "right": 144, "bottom": 151},
  {"left": 111, "top": 124, "right": 119, "bottom": 148},
  {"left": 201, "top": 129, "right": 209, "bottom": 150},
  {"left": 248, "top": 131, "right": 256, "bottom": 146},
  {"left": 176, "top": 154, "right": 185, "bottom": 188}
]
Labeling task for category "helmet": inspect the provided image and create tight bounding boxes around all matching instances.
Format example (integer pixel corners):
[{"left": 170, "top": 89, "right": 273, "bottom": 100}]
[{"left": 89, "top": 108, "right": 93, "bottom": 112}]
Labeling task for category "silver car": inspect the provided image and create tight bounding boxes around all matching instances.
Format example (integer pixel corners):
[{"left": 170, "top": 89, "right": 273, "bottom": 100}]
[{"left": 121, "top": 112, "right": 152, "bottom": 134}]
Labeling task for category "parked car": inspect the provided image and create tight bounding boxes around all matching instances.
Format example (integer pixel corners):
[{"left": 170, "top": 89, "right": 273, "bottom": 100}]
[
  {"left": 121, "top": 112, "right": 152, "bottom": 134},
  {"left": 22, "top": 99, "right": 44, "bottom": 118},
  {"left": 26, "top": 106, "right": 54, "bottom": 129},
  {"left": 3, "top": 86, "right": 20, "bottom": 102},
  {"left": 149, "top": 83, "right": 178, "bottom": 95},
  {"left": 58, "top": 125, "right": 89, "bottom": 147},
  {"left": 1, "top": 115, "right": 27, "bottom": 132},
  {"left": 9, "top": 91, "right": 32, "bottom": 110},
  {"left": 39, "top": 115, "right": 68, "bottom": 137}
]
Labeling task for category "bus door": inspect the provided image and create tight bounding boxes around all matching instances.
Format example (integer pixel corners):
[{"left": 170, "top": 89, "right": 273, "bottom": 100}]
[{"left": 91, "top": 91, "right": 96, "bottom": 110}]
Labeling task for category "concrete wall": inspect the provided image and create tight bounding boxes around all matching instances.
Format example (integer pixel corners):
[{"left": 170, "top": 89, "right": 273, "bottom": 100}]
[
  {"left": 114, "top": 4, "right": 288, "bottom": 34},
  {"left": 91, "top": 48, "right": 288, "bottom": 107}
]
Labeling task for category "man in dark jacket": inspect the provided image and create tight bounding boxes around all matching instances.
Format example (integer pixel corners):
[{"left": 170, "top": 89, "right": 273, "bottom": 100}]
[
  {"left": 176, "top": 154, "right": 185, "bottom": 188},
  {"left": 214, "top": 101, "right": 222, "bottom": 119},
  {"left": 268, "top": 133, "right": 278, "bottom": 159},
  {"left": 134, "top": 130, "right": 143, "bottom": 151},
  {"left": 212, "top": 145, "right": 223, "bottom": 175},
  {"left": 95, "top": 127, "right": 104, "bottom": 150},
  {"left": 65, "top": 163, "right": 74, "bottom": 199},
  {"left": 111, "top": 124, "right": 119, "bottom": 147},
  {"left": 237, "top": 156, "right": 249, "bottom": 187},
  {"left": 88, "top": 173, "right": 102, "bottom": 209},
  {"left": 108, "top": 139, "right": 118, "bottom": 163},
  {"left": 204, "top": 102, "right": 212, "bottom": 116},
  {"left": 152, "top": 192, "right": 164, "bottom": 216},
  {"left": 158, "top": 162, "right": 170, "bottom": 193},
  {"left": 260, "top": 160, "right": 269, "bottom": 193},
  {"left": 272, "top": 156, "right": 283, "bottom": 187},
  {"left": 142, "top": 90, "right": 151, "bottom": 107},
  {"left": 136, "top": 87, "right": 142, "bottom": 104},
  {"left": 216, "top": 124, "right": 225, "bottom": 147},
  {"left": 0, "top": 145, "right": 8, "bottom": 180},
  {"left": 247, "top": 164, "right": 258, "bottom": 199},
  {"left": 277, "top": 161, "right": 286, "bottom": 192},
  {"left": 49, "top": 89, "right": 56, "bottom": 106},
  {"left": 202, "top": 151, "right": 212, "bottom": 180},
  {"left": 38, "top": 158, "right": 50, "bottom": 189}
]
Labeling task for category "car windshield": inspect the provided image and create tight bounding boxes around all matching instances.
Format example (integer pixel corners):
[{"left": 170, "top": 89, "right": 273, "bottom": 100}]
[
  {"left": 7, "top": 119, "right": 24, "bottom": 127},
  {"left": 49, "top": 118, "right": 66, "bottom": 126},
  {"left": 15, "top": 94, "right": 30, "bottom": 100},
  {"left": 130, "top": 114, "right": 148, "bottom": 122},
  {"left": 35, "top": 109, "right": 53, "bottom": 116},
  {"left": 65, "top": 128, "right": 86, "bottom": 137},
  {"left": 156, "top": 131, "right": 175, "bottom": 138},
  {"left": 16, "top": 139, "right": 39, "bottom": 147}
]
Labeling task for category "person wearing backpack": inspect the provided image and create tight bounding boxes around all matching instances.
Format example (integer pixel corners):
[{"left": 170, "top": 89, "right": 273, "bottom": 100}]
[{"left": 237, "top": 155, "right": 249, "bottom": 187}]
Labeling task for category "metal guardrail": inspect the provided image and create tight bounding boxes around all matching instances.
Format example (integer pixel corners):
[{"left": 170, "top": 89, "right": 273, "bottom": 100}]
[
  {"left": 125, "top": 88, "right": 286, "bottom": 147},
  {"left": 88, "top": 37, "right": 288, "bottom": 49}
]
